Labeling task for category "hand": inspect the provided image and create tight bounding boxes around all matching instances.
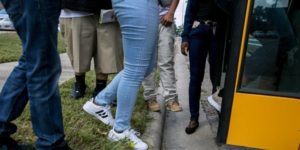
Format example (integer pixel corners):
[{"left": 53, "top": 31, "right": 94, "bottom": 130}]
[
  {"left": 181, "top": 42, "right": 189, "bottom": 56},
  {"left": 160, "top": 12, "right": 174, "bottom": 27}
]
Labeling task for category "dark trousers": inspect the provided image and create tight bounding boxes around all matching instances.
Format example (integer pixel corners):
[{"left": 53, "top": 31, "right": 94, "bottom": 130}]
[
  {"left": 188, "top": 24, "right": 217, "bottom": 121},
  {"left": 0, "top": 0, "right": 66, "bottom": 148}
]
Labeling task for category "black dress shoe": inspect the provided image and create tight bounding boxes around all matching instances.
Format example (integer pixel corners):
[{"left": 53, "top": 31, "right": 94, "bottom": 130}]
[
  {"left": 185, "top": 120, "right": 199, "bottom": 134},
  {"left": 70, "top": 82, "right": 86, "bottom": 99}
]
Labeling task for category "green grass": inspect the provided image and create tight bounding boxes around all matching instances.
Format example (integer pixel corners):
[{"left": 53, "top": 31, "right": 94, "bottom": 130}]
[
  {"left": 12, "top": 72, "right": 150, "bottom": 150},
  {"left": 0, "top": 32, "right": 65, "bottom": 63}
]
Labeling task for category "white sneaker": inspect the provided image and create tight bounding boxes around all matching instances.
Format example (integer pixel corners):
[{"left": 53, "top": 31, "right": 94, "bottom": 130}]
[
  {"left": 83, "top": 98, "right": 114, "bottom": 126},
  {"left": 108, "top": 129, "right": 148, "bottom": 150},
  {"left": 207, "top": 90, "right": 222, "bottom": 112}
]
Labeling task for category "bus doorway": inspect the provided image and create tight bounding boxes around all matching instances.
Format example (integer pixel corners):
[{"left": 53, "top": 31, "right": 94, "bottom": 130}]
[{"left": 216, "top": 0, "right": 300, "bottom": 149}]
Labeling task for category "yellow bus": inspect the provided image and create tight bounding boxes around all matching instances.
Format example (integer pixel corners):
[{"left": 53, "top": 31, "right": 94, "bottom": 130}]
[{"left": 216, "top": 0, "right": 300, "bottom": 149}]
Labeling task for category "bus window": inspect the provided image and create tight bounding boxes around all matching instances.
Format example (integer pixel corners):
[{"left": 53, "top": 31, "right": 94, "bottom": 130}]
[{"left": 240, "top": 0, "right": 300, "bottom": 96}]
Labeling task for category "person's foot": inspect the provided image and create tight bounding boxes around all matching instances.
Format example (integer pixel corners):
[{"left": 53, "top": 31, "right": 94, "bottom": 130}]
[
  {"left": 147, "top": 99, "right": 160, "bottom": 112},
  {"left": 83, "top": 98, "right": 114, "bottom": 126},
  {"left": 185, "top": 120, "right": 199, "bottom": 134},
  {"left": 108, "top": 129, "right": 148, "bottom": 150},
  {"left": 166, "top": 100, "right": 182, "bottom": 112},
  {"left": 70, "top": 82, "right": 87, "bottom": 99},
  {"left": 207, "top": 89, "right": 223, "bottom": 112}
]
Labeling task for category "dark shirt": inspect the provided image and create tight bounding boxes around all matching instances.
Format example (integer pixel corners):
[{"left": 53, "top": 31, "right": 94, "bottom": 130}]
[
  {"left": 61, "top": 0, "right": 112, "bottom": 13},
  {"left": 197, "top": 0, "right": 217, "bottom": 20},
  {"left": 181, "top": 0, "right": 219, "bottom": 42}
]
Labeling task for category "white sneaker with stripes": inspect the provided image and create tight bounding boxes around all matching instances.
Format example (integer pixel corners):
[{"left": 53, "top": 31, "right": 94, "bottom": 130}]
[
  {"left": 83, "top": 98, "right": 114, "bottom": 126},
  {"left": 108, "top": 129, "right": 148, "bottom": 150}
]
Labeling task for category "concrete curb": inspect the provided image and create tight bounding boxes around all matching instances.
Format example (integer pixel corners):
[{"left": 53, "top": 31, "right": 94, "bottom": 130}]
[{"left": 142, "top": 97, "right": 166, "bottom": 150}]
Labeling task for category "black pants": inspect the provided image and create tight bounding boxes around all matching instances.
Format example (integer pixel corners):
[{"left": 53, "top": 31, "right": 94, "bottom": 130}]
[{"left": 188, "top": 24, "right": 217, "bottom": 121}]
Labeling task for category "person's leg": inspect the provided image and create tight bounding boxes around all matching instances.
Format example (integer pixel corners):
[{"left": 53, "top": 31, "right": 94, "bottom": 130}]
[
  {"left": 21, "top": 0, "right": 67, "bottom": 148},
  {"left": 185, "top": 36, "right": 208, "bottom": 134},
  {"left": 70, "top": 15, "right": 98, "bottom": 99},
  {"left": 157, "top": 23, "right": 182, "bottom": 112},
  {"left": 93, "top": 72, "right": 108, "bottom": 98},
  {"left": 95, "top": 22, "right": 123, "bottom": 74},
  {"left": 142, "top": 68, "right": 157, "bottom": 101},
  {"left": 112, "top": 0, "right": 158, "bottom": 132},
  {"left": 85, "top": 1, "right": 158, "bottom": 148},
  {"left": 93, "top": 19, "right": 122, "bottom": 98},
  {"left": 188, "top": 37, "right": 209, "bottom": 121},
  {"left": 0, "top": 56, "right": 29, "bottom": 140},
  {"left": 142, "top": 66, "right": 160, "bottom": 112},
  {"left": 0, "top": 0, "right": 29, "bottom": 140},
  {"left": 208, "top": 36, "right": 218, "bottom": 93}
]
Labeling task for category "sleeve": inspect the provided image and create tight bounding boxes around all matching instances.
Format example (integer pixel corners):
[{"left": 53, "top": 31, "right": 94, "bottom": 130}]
[{"left": 181, "top": 0, "right": 196, "bottom": 43}]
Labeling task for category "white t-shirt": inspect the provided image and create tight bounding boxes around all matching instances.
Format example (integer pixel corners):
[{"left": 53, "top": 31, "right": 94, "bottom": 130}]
[{"left": 60, "top": 9, "right": 93, "bottom": 18}]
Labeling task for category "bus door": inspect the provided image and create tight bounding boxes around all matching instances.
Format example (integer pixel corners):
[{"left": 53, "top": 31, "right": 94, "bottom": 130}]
[{"left": 217, "top": 0, "right": 300, "bottom": 149}]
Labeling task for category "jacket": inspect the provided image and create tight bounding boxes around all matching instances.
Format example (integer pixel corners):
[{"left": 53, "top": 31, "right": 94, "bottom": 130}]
[
  {"left": 181, "top": 0, "right": 232, "bottom": 43},
  {"left": 61, "top": 0, "right": 112, "bottom": 13}
]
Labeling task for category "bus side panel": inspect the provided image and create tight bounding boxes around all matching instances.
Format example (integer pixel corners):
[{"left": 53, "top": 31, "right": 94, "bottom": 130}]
[{"left": 227, "top": 93, "right": 300, "bottom": 150}]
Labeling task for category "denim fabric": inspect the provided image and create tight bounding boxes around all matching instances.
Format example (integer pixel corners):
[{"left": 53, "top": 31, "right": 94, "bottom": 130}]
[
  {"left": 188, "top": 25, "right": 217, "bottom": 121},
  {"left": 95, "top": 0, "right": 159, "bottom": 132},
  {"left": 142, "top": 23, "right": 178, "bottom": 103},
  {"left": 0, "top": 0, "right": 66, "bottom": 149}
]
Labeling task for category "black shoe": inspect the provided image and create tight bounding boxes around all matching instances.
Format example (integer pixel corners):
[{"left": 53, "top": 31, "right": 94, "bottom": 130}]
[
  {"left": 0, "top": 136, "right": 19, "bottom": 149},
  {"left": 70, "top": 82, "right": 87, "bottom": 99},
  {"left": 185, "top": 120, "right": 199, "bottom": 134}
]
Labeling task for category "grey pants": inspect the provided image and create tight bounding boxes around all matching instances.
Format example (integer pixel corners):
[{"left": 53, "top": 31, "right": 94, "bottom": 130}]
[{"left": 142, "top": 23, "right": 178, "bottom": 103}]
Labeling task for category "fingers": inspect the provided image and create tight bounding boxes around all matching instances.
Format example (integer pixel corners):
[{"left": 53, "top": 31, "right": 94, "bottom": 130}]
[
  {"left": 160, "top": 16, "right": 173, "bottom": 27},
  {"left": 181, "top": 42, "right": 189, "bottom": 56},
  {"left": 181, "top": 46, "right": 188, "bottom": 56}
]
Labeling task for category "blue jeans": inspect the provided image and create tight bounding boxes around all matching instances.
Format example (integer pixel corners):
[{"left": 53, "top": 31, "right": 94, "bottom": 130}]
[
  {"left": 0, "top": 0, "right": 66, "bottom": 149},
  {"left": 95, "top": 0, "right": 159, "bottom": 132},
  {"left": 188, "top": 24, "right": 217, "bottom": 121}
]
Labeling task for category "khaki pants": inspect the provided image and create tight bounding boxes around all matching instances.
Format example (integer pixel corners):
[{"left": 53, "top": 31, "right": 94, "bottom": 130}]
[
  {"left": 142, "top": 23, "right": 178, "bottom": 102},
  {"left": 60, "top": 15, "right": 123, "bottom": 75}
]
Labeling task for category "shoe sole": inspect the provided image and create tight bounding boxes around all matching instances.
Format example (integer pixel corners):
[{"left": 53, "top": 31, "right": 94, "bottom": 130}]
[
  {"left": 207, "top": 96, "right": 221, "bottom": 112},
  {"left": 108, "top": 132, "right": 148, "bottom": 150},
  {"left": 82, "top": 103, "right": 113, "bottom": 126}
]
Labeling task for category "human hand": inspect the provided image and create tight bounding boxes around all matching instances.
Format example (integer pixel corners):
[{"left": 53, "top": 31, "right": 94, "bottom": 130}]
[
  {"left": 160, "top": 12, "right": 174, "bottom": 27},
  {"left": 181, "top": 42, "right": 189, "bottom": 56}
]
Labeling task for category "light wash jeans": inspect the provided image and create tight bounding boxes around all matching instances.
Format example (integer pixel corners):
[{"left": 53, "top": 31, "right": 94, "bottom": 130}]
[
  {"left": 95, "top": 0, "right": 159, "bottom": 132},
  {"left": 142, "top": 23, "right": 178, "bottom": 103},
  {"left": 0, "top": 0, "right": 66, "bottom": 149}
]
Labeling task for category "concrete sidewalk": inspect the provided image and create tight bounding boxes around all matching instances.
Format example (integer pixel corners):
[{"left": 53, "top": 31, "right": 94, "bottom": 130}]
[{"left": 0, "top": 53, "right": 74, "bottom": 90}]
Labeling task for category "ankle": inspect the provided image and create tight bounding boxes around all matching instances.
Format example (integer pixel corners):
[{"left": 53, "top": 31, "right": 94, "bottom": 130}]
[{"left": 75, "top": 74, "right": 85, "bottom": 85}]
